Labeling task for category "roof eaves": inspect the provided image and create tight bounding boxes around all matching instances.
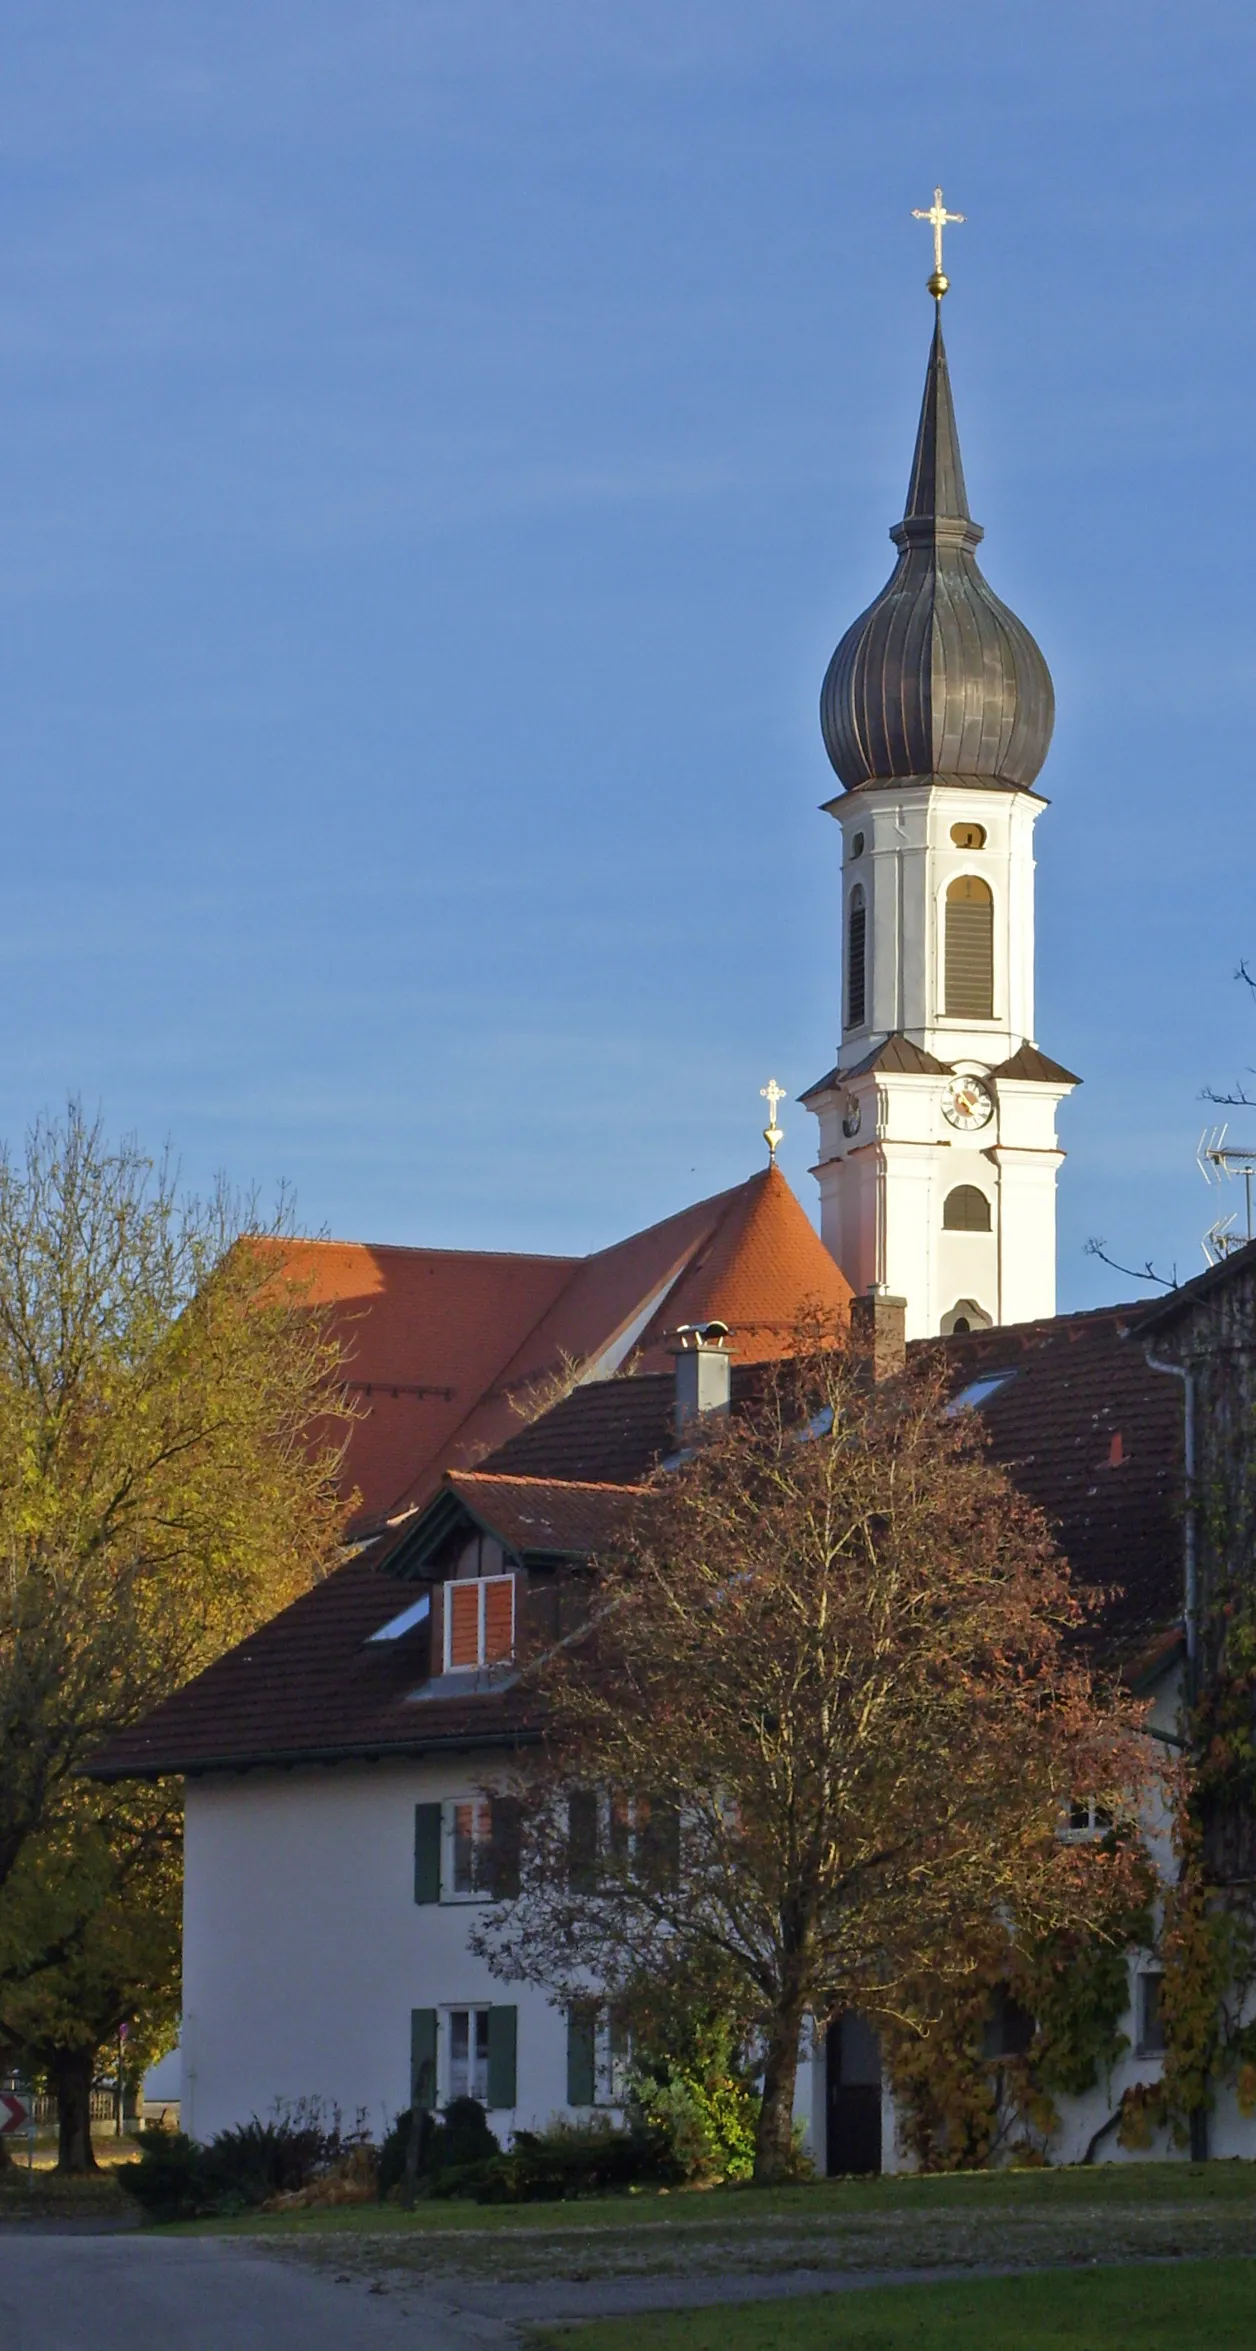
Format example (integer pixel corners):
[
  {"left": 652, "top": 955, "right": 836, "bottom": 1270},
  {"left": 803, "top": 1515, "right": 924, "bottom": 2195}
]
[
  {"left": 1131, "top": 1237, "right": 1256, "bottom": 1337},
  {"left": 381, "top": 1487, "right": 480, "bottom": 1581},
  {"left": 1123, "top": 1624, "right": 1186, "bottom": 1696},
  {"left": 87, "top": 1723, "right": 544, "bottom": 1784}
]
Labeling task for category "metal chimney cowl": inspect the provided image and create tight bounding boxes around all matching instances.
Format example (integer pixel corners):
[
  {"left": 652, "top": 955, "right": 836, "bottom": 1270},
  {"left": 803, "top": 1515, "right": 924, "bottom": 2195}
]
[{"left": 671, "top": 1322, "right": 733, "bottom": 1439}]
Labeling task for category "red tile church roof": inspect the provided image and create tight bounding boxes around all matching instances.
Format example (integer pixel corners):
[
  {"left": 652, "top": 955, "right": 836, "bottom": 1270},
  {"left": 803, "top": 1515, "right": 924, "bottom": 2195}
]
[{"left": 285, "top": 1165, "right": 849, "bottom": 1527}]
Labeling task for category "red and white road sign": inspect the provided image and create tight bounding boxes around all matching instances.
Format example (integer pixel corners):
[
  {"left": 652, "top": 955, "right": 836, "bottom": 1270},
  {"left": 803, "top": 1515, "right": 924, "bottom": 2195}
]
[{"left": 0, "top": 2091, "right": 29, "bottom": 2134}]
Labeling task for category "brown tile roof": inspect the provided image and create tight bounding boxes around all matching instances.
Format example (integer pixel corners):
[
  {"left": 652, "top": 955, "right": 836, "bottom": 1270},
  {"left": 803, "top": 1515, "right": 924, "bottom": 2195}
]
[
  {"left": 283, "top": 1168, "right": 848, "bottom": 1529},
  {"left": 91, "top": 1298, "right": 1183, "bottom": 1781},
  {"left": 486, "top": 1310, "right": 1184, "bottom": 1646},
  {"left": 478, "top": 1373, "right": 677, "bottom": 1485},
  {"left": 444, "top": 1473, "right": 646, "bottom": 1559},
  {"left": 925, "top": 1306, "right": 1183, "bottom": 1647},
  {"left": 88, "top": 1549, "right": 544, "bottom": 1779},
  {"left": 1133, "top": 1234, "right": 1256, "bottom": 1336}
]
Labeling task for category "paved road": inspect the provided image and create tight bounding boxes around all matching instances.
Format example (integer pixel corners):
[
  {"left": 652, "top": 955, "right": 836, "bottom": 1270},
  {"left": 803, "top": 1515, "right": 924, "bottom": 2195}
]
[
  {"left": 0, "top": 2225, "right": 1143, "bottom": 2347},
  {"left": 0, "top": 2232, "right": 513, "bottom": 2351}
]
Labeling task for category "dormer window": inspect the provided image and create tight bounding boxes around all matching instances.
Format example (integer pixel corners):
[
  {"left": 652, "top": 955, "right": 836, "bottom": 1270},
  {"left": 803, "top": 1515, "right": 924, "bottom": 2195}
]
[{"left": 444, "top": 1573, "right": 515, "bottom": 1672}]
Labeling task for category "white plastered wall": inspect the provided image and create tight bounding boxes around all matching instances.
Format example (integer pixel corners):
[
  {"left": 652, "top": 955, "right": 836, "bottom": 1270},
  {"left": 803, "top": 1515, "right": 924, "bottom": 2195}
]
[
  {"left": 181, "top": 1756, "right": 568, "bottom": 2145},
  {"left": 808, "top": 779, "right": 1073, "bottom": 1336},
  {"left": 834, "top": 780, "right": 1041, "bottom": 1063},
  {"left": 181, "top": 1755, "right": 822, "bottom": 2167}
]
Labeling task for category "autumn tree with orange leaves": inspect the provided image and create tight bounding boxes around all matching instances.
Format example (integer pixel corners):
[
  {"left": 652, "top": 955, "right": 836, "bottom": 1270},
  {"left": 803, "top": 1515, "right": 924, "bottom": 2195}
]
[{"left": 475, "top": 1328, "right": 1157, "bottom": 2182}]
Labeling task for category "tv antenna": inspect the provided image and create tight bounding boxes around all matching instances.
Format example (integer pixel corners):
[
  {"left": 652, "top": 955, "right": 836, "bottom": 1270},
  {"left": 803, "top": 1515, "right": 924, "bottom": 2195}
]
[{"left": 1198, "top": 1124, "right": 1256, "bottom": 1260}]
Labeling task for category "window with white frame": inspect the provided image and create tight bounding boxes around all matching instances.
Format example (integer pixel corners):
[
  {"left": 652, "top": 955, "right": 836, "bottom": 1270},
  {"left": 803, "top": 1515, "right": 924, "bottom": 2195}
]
[
  {"left": 446, "top": 2007, "right": 490, "bottom": 2104},
  {"left": 1063, "top": 1799, "right": 1115, "bottom": 1840},
  {"left": 444, "top": 1798, "right": 493, "bottom": 1899},
  {"left": 568, "top": 1999, "right": 634, "bottom": 2105},
  {"left": 601, "top": 2005, "right": 633, "bottom": 2104},
  {"left": 608, "top": 1791, "right": 679, "bottom": 1883},
  {"left": 444, "top": 1573, "right": 515, "bottom": 1672}
]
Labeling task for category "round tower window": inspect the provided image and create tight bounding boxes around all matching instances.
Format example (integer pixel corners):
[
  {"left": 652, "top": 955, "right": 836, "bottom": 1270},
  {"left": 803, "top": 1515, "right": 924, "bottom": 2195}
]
[
  {"left": 850, "top": 831, "right": 865, "bottom": 859},
  {"left": 950, "top": 822, "right": 986, "bottom": 849}
]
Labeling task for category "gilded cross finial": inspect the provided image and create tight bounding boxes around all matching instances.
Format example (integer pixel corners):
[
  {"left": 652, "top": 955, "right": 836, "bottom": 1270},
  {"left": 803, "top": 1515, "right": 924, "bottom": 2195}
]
[
  {"left": 760, "top": 1079, "right": 786, "bottom": 1166},
  {"left": 912, "top": 186, "right": 964, "bottom": 298}
]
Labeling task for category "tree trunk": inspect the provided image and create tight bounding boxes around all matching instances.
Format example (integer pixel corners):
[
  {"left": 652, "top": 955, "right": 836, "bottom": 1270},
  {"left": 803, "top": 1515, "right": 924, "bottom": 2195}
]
[
  {"left": 50, "top": 2046, "right": 98, "bottom": 2174},
  {"left": 754, "top": 2001, "right": 805, "bottom": 2184}
]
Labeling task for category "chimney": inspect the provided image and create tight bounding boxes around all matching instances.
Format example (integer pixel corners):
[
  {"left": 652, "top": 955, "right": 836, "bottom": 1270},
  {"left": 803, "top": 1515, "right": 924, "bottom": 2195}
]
[
  {"left": 850, "top": 1286, "right": 907, "bottom": 1381},
  {"left": 670, "top": 1322, "right": 733, "bottom": 1439}
]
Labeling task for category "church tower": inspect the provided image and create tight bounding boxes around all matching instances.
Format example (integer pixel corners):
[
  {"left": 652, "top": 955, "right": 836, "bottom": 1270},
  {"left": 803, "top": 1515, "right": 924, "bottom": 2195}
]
[{"left": 803, "top": 259, "right": 1077, "bottom": 1341}]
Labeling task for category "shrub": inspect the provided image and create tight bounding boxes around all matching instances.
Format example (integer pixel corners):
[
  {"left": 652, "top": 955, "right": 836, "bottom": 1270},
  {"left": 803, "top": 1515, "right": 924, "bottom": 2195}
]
[
  {"left": 628, "top": 2014, "right": 761, "bottom": 2184},
  {"left": 472, "top": 2114, "right": 668, "bottom": 2203},
  {"left": 377, "top": 2097, "right": 501, "bottom": 2200},
  {"left": 121, "top": 2100, "right": 371, "bottom": 2222},
  {"left": 120, "top": 2131, "right": 215, "bottom": 2223}
]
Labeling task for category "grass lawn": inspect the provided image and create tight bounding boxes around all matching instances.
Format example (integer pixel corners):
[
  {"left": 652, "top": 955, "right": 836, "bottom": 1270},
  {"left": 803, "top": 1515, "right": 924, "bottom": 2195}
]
[
  {"left": 177, "top": 2156, "right": 1256, "bottom": 2236},
  {"left": 524, "top": 2258, "right": 1256, "bottom": 2351},
  {"left": 173, "top": 2161, "right": 1256, "bottom": 2294}
]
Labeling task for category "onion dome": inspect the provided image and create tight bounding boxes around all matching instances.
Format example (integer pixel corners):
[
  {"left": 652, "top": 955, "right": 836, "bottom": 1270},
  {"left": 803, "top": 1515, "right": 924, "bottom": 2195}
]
[{"left": 820, "top": 308, "right": 1054, "bottom": 792}]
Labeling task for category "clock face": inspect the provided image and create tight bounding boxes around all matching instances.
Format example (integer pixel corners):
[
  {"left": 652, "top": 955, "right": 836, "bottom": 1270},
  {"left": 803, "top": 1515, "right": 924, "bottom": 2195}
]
[
  {"left": 841, "top": 1093, "right": 862, "bottom": 1140},
  {"left": 942, "top": 1074, "right": 993, "bottom": 1132}
]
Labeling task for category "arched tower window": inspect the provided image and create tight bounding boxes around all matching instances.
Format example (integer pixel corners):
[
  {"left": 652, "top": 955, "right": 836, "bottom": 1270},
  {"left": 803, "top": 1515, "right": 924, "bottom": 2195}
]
[
  {"left": 846, "top": 885, "right": 867, "bottom": 1030},
  {"left": 941, "top": 1298, "right": 993, "bottom": 1336},
  {"left": 943, "top": 1184, "right": 992, "bottom": 1232},
  {"left": 945, "top": 876, "right": 993, "bottom": 1019}
]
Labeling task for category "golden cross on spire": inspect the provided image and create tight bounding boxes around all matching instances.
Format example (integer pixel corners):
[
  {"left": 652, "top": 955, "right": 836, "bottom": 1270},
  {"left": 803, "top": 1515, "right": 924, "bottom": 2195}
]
[
  {"left": 912, "top": 186, "right": 965, "bottom": 297},
  {"left": 760, "top": 1079, "right": 786, "bottom": 1166}
]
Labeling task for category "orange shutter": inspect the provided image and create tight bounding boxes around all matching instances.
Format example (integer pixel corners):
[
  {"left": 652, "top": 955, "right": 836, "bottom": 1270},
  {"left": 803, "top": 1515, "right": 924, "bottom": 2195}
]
[
  {"left": 483, "top": 1576, "right": 515, "bottom": 1664},
  {"left": 449, "top": 1581, "right": 481, "bottom": 1669}
]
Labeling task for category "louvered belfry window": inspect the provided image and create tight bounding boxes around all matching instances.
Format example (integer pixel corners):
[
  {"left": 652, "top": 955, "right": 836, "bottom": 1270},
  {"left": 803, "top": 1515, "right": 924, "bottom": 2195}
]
[
  {"left": 846, "top": 886, "right": 867, "bottom": 1030},
  {"left": 944, "top": 876, "right": 994, "bottom": 1019},
  {"left": 943, "top": 1184, "right": 992, "bottom": 1232}
]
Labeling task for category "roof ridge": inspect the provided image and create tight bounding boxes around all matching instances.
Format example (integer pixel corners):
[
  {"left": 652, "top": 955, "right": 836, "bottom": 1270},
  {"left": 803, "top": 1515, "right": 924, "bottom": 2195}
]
[
  {"left": 915, "top": 1300, "right": 1150, "bottom": 1354},
  {"left": 269, "top": 1234, "right": 581, "bottom": 1267},
  {"left": 448, "top": 1470, "right": 653, "bottom": 1496},
  {"left": 579, "top": 1170, "right": 765, "bottom": 1268}
]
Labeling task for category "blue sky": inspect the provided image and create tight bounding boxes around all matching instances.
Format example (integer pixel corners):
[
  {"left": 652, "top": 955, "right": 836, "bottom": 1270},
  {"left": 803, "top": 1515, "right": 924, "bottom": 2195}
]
[{"left": 0, "top": 0, "right": 1252, "bottom": 1303}]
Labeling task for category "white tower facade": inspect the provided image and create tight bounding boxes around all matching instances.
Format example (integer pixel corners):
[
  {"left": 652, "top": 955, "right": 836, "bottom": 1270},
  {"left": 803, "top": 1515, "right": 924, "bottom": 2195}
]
[{"left": 803, "top": 299, "right": 1077, "bottom": 1341}]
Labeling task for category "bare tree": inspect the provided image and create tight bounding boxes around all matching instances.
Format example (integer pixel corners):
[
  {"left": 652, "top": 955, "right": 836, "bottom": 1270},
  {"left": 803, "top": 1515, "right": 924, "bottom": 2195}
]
[{"left": 473, "top": 1329, "right": 1155, "bottom": 2181}]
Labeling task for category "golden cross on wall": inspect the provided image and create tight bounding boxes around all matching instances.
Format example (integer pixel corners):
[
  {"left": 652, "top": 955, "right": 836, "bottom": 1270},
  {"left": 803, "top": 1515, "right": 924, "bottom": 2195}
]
[
  {"left": 911, "top": 187, "right": 964, "bottom": 292},
  {"left": 760, "top": 1079, "right": 786, "bottom": 1166}
]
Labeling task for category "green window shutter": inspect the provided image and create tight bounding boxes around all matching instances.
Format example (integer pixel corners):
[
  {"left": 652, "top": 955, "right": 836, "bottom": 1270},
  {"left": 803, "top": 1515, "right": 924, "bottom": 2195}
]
[
  {"left": 566, "top": 2002, "right": 597, "bottom": 2107},
  {"left": 414, "top": 1803, "right": 442, "bottom": 1904},
  {"left": 567, "top": 1790, "right": 598, "bottom": 1893},
  {"left": 486, "top": 2004, "right": 517, "bottom": 2110},
  {"left": 410, "top": 2007, "right": 437, "bottom": 2109},
  {"left": 487, "top": 1797, "right": 522, "bottom": 1900}
]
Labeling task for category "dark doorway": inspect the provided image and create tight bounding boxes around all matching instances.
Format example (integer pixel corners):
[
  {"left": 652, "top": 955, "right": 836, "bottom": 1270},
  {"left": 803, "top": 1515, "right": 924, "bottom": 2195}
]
[{"left": 825, "top": 2011, "right": 882, "bottom": 2176}]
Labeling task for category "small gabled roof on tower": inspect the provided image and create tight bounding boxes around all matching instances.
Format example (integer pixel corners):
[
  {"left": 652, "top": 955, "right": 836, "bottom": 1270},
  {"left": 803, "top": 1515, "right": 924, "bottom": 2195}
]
[
  {"left": 800, "top": 1033, "right": 953, "bottom": 1100},
  {"left": 988, "top": 1043, "right": 1081, "bottom": 1087}
]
